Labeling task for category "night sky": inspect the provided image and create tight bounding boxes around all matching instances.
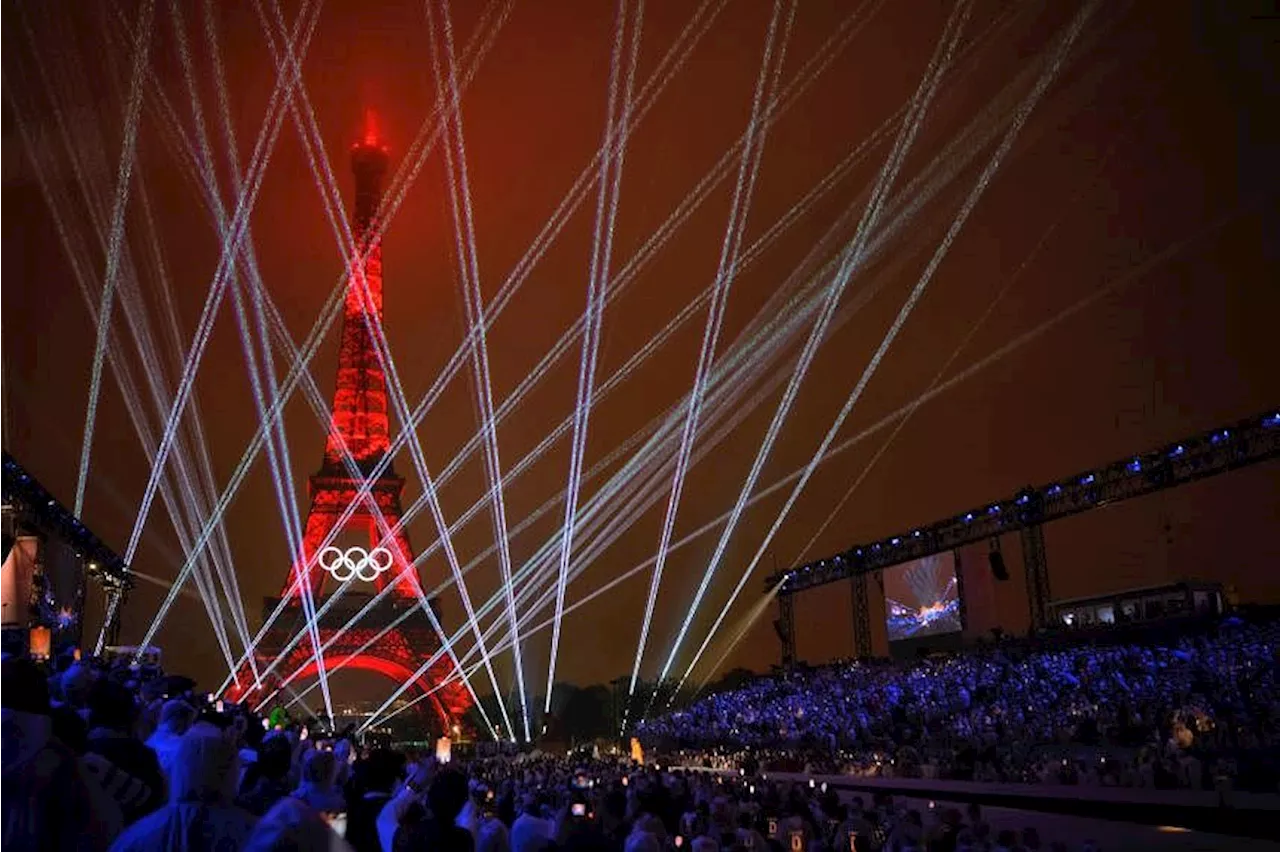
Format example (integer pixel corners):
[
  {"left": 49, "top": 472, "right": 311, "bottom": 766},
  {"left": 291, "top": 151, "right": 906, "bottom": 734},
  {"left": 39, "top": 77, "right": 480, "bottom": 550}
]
[{"left": 3, "top": 0, "right": 1278, "bottom": 712}]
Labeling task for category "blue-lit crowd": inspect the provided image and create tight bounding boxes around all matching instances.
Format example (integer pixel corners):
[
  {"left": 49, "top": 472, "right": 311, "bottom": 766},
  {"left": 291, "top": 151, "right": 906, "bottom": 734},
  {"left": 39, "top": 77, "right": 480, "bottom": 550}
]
[
  {"left": 0, "top": 648, "right": 1096, "bottom": 852},
  {"left": 638, "top": 616, "right": 1280, "bottom": 792},
  {"left": 4, "top": 614, "right": 1277, "bottom": 851}
]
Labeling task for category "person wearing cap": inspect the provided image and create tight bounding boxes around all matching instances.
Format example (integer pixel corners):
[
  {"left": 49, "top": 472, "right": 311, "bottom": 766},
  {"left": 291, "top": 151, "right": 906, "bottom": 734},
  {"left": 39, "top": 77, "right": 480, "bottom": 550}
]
[{"left": 2, "top": 654, "right": 121, "bottom": 851}]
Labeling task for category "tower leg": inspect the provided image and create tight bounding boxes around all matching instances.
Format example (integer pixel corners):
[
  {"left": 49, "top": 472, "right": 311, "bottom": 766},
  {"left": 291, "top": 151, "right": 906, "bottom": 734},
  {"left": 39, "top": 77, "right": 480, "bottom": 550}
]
[
  {"left": 1020, "top": 522, "right": 1050, "bottom": 632},
  {"left": 850, "top": 574, "right": 872, "bottom": 658}
]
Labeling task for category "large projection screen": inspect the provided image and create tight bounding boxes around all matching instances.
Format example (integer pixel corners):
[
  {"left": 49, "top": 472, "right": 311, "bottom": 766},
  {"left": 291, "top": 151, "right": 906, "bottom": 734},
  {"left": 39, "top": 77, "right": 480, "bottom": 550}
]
[{"left": 884, "top": 551, "right": 963, "bottom": 642}]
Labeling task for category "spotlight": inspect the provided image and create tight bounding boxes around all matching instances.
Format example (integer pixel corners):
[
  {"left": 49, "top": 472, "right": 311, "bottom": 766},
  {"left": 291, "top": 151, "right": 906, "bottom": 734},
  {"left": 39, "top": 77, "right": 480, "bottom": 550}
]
[
  {"left": 1080, "top": 474, "right": 1095, "bottom": 485},
  {"left": 1126, "top": 459, "right": 1141, "bottom": 473},
  {"left": 1168, "top": 445, "right": 1185, "bottom": 458}
]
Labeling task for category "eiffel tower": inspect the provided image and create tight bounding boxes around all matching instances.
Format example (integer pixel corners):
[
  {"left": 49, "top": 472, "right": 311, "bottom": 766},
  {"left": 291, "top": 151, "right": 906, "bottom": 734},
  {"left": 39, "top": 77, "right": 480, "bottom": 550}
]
[{"left": 225, "top": 112, "right": 471, "bottom": 732}]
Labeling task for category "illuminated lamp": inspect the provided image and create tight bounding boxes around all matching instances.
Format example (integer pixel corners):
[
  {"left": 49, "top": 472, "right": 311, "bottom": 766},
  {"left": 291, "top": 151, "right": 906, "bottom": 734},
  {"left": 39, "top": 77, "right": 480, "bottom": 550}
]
[{"left": 29, "top": 626, "right": 51, "bottom": 659}]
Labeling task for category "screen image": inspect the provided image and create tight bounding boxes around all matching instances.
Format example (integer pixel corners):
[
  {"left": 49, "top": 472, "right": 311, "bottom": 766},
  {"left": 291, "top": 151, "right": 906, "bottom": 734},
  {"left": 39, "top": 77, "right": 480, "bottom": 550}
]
[{"left": 883, "top": 552, "right": 962, "bottom": 642}]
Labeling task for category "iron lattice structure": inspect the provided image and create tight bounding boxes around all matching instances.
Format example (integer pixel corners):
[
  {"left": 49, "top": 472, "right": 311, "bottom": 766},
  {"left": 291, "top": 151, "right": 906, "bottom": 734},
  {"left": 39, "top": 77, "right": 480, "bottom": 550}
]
[
  {"left": 771, "top": 410, "right": 1280, "bottom": 594},
  {"left": 771, "top": 409, "right": 1280, "bottom": 659},
  {"left": 225, "top": 117, "right": 471, "bottom": 729}
]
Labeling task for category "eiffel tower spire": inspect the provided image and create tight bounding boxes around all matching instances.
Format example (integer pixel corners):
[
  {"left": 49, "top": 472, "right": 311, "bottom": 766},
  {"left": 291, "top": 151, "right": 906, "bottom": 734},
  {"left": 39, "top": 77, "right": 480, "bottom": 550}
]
[{"left": 322, "top": 108, "right": 393, "bottom": 474}]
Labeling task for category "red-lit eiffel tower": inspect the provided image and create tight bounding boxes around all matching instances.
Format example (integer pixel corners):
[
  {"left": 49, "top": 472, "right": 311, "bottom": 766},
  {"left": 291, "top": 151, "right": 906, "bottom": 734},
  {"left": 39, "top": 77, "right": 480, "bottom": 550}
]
[{"left": 225, "top": 113, "right": 472, "bottom": 731}]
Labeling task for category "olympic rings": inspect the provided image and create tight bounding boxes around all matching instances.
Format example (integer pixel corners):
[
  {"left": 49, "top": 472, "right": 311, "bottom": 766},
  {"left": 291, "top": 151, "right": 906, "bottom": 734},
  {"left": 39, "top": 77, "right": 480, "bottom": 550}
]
[{"left": 318, "top": 545, "right": 394, "bottom": 583}]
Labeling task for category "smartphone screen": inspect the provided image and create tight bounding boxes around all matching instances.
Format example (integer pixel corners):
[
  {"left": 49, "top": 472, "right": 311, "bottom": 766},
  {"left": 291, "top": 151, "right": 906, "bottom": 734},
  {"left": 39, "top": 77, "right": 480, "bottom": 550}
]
[
  {"left": 767, "top": 819, "right": 778, "bottom": 839},
  {"left": 572, "top": 803, "right": 587, "bottom": 818},
  {"left": 789, "top": 830, "right": 804, "bottom": 852},
  {"left": 326, "top": 812, "right": 348, "bottom": 838},
  {"left": 675, "top": 837, "right": 684, "bottom": 848}
]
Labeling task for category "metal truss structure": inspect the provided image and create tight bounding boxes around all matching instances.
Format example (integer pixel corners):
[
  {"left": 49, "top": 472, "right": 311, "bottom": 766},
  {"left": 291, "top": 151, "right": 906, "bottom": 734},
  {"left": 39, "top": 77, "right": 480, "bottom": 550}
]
[{"left": 769, "top": 409, "right": 1280, "bottom": 660}]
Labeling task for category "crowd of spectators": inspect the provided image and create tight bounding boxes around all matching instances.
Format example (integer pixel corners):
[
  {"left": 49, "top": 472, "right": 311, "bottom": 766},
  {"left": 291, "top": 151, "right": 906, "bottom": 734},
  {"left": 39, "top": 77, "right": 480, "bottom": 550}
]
[
  {"left": 5, "top": 614, "right": 1276, "bottom": 851},
  {"left": 638, "top": 616, "right": 1280, "bottom": 793},
  {"left": 1, "top": 643, "right": 1103, "bottom": 852}
]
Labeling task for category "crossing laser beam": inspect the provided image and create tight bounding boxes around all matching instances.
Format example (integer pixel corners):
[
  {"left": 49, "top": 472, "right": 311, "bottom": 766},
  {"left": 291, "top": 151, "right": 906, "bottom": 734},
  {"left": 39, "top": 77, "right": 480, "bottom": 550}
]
[{"left": 673, "top": 0, "right": 1100, "bottom": 690}]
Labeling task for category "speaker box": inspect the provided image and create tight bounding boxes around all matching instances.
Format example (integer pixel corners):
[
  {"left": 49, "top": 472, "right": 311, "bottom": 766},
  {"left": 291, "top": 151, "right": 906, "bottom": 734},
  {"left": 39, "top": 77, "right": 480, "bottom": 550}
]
[{"left": 989, "top": 550, "right": 1009, "bottom": 581}]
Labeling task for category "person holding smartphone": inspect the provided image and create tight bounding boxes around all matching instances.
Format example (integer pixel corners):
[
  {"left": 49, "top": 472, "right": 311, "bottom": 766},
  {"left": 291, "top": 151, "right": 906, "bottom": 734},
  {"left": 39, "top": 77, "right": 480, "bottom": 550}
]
[{"left": 381, "top": 764, "right": 473, "bottom": 852}]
